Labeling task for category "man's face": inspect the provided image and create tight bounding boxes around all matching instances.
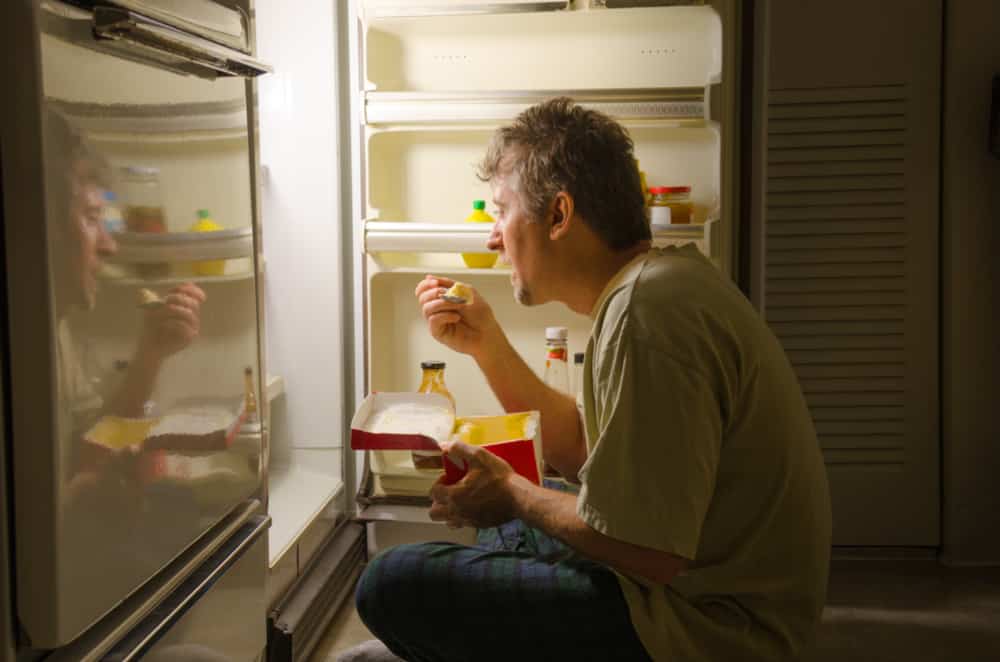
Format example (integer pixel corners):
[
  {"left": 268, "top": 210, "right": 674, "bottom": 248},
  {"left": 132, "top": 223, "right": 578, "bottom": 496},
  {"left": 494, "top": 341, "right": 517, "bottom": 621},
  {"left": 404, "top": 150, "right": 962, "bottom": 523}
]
[
  {"left": 67, "top": 162, "right": 117, "bottom": 310},
  {"left": 492, "top": 173, "right": 549, "bottom": 306}
]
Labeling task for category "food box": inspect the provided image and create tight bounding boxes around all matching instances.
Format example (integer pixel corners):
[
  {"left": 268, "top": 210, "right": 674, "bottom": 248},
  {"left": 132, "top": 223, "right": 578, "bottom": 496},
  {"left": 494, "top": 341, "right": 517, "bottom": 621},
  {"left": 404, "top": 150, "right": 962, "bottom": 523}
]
[{"left": 350, "top": 392, "right": 542, "bottom": 485}]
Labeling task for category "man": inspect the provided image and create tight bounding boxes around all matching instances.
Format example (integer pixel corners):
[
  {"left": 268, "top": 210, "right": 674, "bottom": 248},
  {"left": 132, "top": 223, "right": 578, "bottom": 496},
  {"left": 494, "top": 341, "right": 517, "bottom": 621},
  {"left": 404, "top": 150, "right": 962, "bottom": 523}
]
[{"left": 352, "top": 98, "right": 831, "bottom": 661}]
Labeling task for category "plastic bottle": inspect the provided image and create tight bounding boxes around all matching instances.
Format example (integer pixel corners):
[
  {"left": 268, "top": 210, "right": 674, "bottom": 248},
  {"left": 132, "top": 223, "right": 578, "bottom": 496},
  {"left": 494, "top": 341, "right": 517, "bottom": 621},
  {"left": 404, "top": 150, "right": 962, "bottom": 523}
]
[
  {"left": 102, "top": 190, "right": 125, "bottom": 234},
  {"left": 461, "top": 200, "right": 499, "bottom": 269},
  {"left": 415, "top": 360, "right": 455, "bottom": 470},
  {"left": 189, "top": 209, "right": 226, "bottom": 276},
  {"left": 543, "top": 327, "right": 570, "bottom": 394},
  {"left": 572, "top": 352, "right": 585, "bottom": 402}
]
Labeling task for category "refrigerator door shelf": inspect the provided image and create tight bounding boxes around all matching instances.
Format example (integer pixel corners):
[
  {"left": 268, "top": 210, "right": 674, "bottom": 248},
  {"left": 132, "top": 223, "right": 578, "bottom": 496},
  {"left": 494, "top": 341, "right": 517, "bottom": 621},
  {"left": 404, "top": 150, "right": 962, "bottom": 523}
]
[
  {"left": 110, "top": 228, "right": 253, "bottom": 264},
  {"left": 364, "top": 220, "right": 710, "bottom": 255},
  {"left": 365, "top": 88, "right": 706, "bottom": 125}
]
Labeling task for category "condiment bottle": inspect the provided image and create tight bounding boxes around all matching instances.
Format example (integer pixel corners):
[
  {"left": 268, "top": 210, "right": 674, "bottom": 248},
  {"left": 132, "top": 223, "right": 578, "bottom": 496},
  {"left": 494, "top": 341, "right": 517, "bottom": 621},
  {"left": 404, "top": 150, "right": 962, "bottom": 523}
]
[
  {"left": 461, "top": 200, "right": 499, "bottom": 269},
  {"left": 414, "top": 360, "right": 454, "bottom": 470}
]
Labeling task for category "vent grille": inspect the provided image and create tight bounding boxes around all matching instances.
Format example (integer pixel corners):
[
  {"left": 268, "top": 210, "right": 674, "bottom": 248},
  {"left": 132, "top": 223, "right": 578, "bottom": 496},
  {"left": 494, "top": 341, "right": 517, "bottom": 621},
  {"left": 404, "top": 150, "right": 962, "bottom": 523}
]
[{"left": 764, "top": 85, "right": 908, "bottom": 467}]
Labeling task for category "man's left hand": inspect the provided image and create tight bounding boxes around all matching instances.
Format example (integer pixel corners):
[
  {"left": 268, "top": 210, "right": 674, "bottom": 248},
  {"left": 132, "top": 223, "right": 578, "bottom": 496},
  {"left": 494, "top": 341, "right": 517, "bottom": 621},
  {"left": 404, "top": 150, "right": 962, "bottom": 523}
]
[{"left": 429, "top": 441, "right": 518, "bottom": 529}]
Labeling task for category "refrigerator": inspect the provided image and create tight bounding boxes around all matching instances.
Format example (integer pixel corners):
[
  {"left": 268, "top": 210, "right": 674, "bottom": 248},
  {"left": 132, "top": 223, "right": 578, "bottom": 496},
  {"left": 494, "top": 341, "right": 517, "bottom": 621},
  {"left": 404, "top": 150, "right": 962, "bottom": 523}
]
[
  {"left": 1, "top": 0, "right": 271, "bottom": 659},
  {"left": 343, "top": 0, "right": 737, "bottom": 545}
]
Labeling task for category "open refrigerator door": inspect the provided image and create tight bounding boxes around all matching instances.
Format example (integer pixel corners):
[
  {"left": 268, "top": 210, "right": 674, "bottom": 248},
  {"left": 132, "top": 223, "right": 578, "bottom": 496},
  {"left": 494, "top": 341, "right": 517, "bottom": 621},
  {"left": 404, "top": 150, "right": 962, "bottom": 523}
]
[{"left": 353, "top": 0, "right": 738, "bottom": 534}]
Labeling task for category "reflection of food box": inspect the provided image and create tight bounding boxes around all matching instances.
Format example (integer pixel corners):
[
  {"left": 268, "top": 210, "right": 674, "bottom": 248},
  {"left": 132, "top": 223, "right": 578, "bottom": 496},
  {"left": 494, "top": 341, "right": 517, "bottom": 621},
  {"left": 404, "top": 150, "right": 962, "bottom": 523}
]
[
  {"left": 350, "top": 392, "right": 542, "bottom": 486},
  {"left": 81, "top": 405, "right": 247, "bottom": 472}
]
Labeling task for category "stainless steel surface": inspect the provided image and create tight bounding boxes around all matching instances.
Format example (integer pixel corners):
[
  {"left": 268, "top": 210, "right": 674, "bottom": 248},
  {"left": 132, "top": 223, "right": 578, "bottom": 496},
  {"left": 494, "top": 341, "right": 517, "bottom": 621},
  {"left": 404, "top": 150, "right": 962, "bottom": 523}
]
[
  {"left": 112, "top": 515, "right": 269, "bottom": 661},
  {"left": 46, "top": 501, "right": 262, "bottom": 662},
  {"left": 43, "top": 0, "right": 251, "bottom": 53},
  {"left": 93, "top": 6, "right": 271, "bottom": 78},
  {"left": 4, "top": 2, "right": 266, "bottom": 646}
]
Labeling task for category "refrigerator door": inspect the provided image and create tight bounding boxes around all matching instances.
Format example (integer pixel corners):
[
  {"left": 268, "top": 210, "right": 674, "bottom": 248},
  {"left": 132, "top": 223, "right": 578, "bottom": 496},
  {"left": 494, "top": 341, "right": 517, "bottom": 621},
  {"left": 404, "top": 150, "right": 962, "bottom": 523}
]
[{"left": 1, "top": 1, "right": 266, "bottom": 648}]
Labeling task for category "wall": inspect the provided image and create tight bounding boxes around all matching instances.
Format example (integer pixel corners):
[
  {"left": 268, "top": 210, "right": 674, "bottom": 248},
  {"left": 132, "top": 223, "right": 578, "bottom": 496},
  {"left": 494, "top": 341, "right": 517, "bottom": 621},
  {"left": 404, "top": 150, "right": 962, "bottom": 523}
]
[{"left": 941, "top": 0, "right": 1000, "bottom": 565}]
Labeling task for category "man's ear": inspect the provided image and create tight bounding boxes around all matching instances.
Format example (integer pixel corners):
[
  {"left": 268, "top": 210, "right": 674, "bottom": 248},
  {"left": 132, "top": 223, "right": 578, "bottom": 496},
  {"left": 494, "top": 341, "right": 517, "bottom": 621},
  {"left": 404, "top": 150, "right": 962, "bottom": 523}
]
[{"left": 548, "top": 191, "right": 574, "bottom": 241}]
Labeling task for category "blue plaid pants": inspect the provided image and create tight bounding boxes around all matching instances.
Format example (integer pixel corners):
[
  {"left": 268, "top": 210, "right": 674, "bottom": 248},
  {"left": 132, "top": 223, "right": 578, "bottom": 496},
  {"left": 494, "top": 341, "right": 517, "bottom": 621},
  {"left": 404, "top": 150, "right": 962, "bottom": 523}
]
[{"left": 354, "top": 518, "right": 652, "bottom": 662}]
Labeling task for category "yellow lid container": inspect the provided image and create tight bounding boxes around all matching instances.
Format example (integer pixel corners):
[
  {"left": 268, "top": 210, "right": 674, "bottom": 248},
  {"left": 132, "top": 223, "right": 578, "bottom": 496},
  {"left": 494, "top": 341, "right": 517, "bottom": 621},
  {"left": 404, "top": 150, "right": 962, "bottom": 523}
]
[{"left": 461, "top": 200, "right": 498, "bottom": 269}]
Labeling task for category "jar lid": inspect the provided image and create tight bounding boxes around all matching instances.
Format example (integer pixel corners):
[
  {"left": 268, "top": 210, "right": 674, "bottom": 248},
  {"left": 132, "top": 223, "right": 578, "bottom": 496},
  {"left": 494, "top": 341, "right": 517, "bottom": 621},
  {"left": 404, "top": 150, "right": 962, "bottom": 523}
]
[
  {"left": 545, "top": 326, "right": 568, "bottom": 341},
  {"left": 473, "top": 199, "right": 486, "bottom": 210},
  {"left": 421, "top": 360, "right": 446, "bottom": 370},
  {"left": 662, "top": 185, "right": 691, "bottom": 193},
  {"left": 648, "top": 186, "right": 668, "bottom": 194}
]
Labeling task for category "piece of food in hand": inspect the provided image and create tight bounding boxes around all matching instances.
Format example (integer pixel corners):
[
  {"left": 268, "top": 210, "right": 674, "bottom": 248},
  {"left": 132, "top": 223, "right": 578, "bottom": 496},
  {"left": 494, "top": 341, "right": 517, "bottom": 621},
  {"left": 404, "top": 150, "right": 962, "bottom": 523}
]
[
  {"left": 441, "top": 281, "right": 472, "bottom": 304},
  {"left": 137, "top": 288, "right": 165, "bottom": 309}
]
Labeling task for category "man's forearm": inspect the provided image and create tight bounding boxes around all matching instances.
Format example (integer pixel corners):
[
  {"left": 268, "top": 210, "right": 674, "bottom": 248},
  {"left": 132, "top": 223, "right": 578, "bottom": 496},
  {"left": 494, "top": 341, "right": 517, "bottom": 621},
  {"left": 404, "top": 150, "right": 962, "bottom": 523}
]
[
  {"left": 107, "top": 350, "right": 162, "bottom": 417},
  {"left": 507, "top": 475, "right": 686, "bottom": 586},
  {"left": 474, "top": 333, "right": 587, "bottom": 477}
]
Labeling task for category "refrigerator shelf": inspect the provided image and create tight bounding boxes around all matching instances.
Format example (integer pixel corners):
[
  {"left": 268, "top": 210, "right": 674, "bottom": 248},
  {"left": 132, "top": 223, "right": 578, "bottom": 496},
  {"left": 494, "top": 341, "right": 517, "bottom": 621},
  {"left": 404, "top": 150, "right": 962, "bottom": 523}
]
[
  {"left": 108, "top": 228, "right": 253, "bottom": 264},
  {"left": 99, "top": 270, "right": 254, "bottom": 286},
  {"left": 365, "top": 220, "right": 707, "bottom": 255},
  {"left": 268, "top": 453, "right": 344, "bottom": 567},
  {"left": 365, "top": 88, "right": 706, "bottom": 124}
]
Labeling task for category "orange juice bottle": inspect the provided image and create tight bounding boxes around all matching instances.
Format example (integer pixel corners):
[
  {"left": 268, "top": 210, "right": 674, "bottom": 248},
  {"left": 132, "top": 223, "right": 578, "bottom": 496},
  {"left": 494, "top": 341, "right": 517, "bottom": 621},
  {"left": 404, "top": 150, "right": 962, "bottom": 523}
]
[
  {"left": 414, "top": 361, "right": 455, "bottom": 470},
  {"left": 461, "top": 200, "right": 498, "bottom": 268}
]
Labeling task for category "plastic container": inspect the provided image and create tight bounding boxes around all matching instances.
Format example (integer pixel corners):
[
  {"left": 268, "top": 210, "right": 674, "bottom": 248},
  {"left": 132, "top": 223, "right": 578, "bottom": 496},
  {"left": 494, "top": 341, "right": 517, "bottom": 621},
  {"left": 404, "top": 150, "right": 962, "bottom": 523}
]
[
  {"left": 189, "top": 209, "right": 226, "bottom": 276},
  {"left": 414, "top": 360, "right": 455, "bottom": 470},
  {"left": 461, "top": 200, "right": 499, "bottom": 269},
  {"left": 120, "top": 166, "right": 166, "bottom": 234},
  {"left": 649, "top": 186, "right": 693, "bottom": 225}
]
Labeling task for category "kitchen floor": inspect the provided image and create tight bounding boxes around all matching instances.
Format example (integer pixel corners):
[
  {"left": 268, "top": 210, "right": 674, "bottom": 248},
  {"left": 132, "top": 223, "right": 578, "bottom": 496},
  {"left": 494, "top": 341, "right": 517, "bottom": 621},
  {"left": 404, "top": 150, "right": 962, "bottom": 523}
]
[{"left": 309, "top": 559, "right": 1000, "bottom": 662}]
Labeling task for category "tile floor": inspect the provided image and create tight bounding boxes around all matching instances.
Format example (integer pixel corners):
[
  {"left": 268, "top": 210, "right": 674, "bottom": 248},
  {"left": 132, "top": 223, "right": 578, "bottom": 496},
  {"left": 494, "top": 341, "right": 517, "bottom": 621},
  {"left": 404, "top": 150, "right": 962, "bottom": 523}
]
[{"left": 309, "top": 559, "right": 1000, "bottom": 661}]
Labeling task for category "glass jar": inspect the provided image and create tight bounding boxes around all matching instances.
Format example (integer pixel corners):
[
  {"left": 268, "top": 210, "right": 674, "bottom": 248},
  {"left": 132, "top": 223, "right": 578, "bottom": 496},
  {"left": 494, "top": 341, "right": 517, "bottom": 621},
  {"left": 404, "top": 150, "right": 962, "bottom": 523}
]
[
  {"left": 415, "top": 360, "right": 455, "bottom": 471},
  {"left": 119, "top": 166, "right": 166, "bottom": 234},
  {"left": 650, "top": 185, "right": 693, "bottom": 225}
]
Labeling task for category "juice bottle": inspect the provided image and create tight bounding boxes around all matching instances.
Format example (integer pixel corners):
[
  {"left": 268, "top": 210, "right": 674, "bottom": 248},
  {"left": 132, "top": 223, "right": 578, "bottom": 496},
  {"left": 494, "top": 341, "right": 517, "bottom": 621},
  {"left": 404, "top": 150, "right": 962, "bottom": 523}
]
[
  {"left": 189, "top": 209, "right": 226, "bottom": 276},
  {"left": 461, "top": 200, "right": 499, "bottom": 269},
  {"left": 414, "top": 360, "right": 455, "bottom": 470}
]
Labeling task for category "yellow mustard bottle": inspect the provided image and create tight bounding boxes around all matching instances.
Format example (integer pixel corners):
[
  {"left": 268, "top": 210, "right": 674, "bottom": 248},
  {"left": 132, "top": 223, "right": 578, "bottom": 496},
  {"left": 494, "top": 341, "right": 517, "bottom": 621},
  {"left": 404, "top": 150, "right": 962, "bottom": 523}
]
[
  {"left": 461, "top": 200, "right": 498, "bottom": 269},
  {"left": 190, "top": 209, "right": 225, "bottom": 276}
]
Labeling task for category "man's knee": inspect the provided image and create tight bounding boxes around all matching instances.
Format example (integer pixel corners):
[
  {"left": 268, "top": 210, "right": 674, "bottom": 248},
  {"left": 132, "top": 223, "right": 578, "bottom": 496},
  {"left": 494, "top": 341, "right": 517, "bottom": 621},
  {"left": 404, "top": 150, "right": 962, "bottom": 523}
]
[{"left": 354, "top": 542, "right": 442, "bottom": 633}]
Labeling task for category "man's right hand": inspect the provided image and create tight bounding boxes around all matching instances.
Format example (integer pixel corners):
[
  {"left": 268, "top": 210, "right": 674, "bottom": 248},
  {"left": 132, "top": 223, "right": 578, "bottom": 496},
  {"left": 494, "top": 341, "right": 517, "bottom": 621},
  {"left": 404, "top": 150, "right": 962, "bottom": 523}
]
[{"left": 415, "top": 275, "right": 501, "bottom": 359}]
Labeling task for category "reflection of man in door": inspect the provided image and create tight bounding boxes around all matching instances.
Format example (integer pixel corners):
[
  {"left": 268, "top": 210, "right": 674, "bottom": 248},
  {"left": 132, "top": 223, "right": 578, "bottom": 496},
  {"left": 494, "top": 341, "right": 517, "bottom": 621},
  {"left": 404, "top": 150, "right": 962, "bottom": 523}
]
[{"left": 44, "top": 109, "right": 207, "bottom": 596}]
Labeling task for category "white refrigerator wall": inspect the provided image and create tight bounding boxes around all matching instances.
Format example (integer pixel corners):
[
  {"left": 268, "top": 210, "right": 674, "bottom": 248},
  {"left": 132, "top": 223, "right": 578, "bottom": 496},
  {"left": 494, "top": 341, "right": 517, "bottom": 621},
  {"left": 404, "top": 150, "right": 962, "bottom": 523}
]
[{"left": 256, "top": 0, "right": 345, "bottom": 459}]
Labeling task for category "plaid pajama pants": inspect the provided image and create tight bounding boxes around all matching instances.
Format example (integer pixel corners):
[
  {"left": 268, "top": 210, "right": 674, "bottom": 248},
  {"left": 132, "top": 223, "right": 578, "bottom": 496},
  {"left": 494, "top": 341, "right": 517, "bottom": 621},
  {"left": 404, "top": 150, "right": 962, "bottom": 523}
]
[{"left": 354, "top": 517, "right": 652, "bottom": 662}]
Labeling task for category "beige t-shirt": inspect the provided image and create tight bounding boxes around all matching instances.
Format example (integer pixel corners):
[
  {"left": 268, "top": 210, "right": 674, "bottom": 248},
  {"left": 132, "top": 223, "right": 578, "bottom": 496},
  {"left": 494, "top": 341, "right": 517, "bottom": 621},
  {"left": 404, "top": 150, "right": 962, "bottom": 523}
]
[{"left": 577, "top": 245, "right": 831, "bottom": 661}]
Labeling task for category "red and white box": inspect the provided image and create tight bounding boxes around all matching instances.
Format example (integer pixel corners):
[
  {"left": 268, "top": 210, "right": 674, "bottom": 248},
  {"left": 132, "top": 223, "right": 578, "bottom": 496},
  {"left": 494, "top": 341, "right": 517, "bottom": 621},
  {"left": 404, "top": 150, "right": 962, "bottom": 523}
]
[{"left": 350, "top": 392, "right": 543, "bottom": 485}]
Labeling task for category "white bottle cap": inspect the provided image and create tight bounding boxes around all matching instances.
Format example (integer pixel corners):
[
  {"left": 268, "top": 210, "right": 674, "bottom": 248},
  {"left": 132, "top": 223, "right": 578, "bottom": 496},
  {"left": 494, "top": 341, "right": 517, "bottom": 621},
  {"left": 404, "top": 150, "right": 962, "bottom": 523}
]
[{"left": 545, "top": 326, "right": 569, "bottom": 341}]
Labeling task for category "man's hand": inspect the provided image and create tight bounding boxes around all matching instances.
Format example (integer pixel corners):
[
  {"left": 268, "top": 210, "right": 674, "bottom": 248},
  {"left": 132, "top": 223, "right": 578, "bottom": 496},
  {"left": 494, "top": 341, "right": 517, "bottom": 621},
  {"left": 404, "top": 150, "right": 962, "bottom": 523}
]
[
  {"left": 415, "top": 276, "right": 502, "bottom": 360},
  {"left": 429, "top": 441, "right": 519, "bottom": 529},
  {"left": 137, "top": 283, "right": 206, "bottom": 363}
]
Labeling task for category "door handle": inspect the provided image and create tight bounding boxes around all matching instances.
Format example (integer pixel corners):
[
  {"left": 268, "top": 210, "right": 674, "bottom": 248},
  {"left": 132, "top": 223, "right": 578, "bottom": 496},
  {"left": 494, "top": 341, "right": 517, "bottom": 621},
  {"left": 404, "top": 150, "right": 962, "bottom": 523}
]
[{"left": 92, "top": 6, "right": 272, "bottom": 79}]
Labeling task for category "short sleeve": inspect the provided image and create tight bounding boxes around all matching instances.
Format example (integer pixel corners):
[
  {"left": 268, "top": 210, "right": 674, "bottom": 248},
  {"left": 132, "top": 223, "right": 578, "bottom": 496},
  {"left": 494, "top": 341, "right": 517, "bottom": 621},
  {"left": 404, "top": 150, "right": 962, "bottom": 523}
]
[{"left": 577, "top": 334, "right": 723, "bottom": 560}]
